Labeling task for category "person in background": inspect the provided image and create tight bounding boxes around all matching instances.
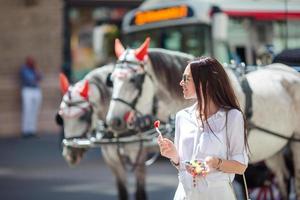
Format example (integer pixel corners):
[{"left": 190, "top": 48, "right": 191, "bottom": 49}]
[{"left": 20, "top": 56, "right": 42, "bottom": 138}]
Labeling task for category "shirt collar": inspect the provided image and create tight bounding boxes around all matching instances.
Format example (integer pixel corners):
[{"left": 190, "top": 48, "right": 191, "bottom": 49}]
[
  {"left": 185, "top": 102, "right": 226, "bottom": 121},
  {"left": 186, "top": 102, "right": 198, "bottom": 114}
]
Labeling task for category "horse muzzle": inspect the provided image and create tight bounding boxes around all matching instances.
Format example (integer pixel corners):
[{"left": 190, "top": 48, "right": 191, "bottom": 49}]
[{"left": 107, "top": 117, "right": 127, "bottom": 132}]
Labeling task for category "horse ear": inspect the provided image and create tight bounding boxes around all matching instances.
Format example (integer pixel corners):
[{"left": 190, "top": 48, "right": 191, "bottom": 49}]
[
  {"left": 135, "top": 37, "right": 150, "bottom": 61},
  {"left": 80, "top": 80, "right": 89, "bottom": 99},
  {"left": 115, "top": 38, "right": 125, "bottom": 58},
  {"left": 59, "top": 73, "right": 69, "bottom": 94}
]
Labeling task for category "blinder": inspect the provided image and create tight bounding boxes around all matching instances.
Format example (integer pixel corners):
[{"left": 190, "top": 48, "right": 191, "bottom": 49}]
[
  {"left": 58, "top": 99, "right": 94, "bottom": 139},
  {"left": 79, "top": 109, "right": 92, "bottom": 124},
  {"left": 55, "top": 112, "right": 64, "bottom": 126},
  {"left": 106, "top": 73, "right": 113, "bottom": 87},
  {"left": 130, "top": 73, "right": 145, "bottom": 89}
]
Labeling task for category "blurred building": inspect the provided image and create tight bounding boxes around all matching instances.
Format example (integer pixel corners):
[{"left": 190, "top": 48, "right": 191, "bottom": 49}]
[
  {"left": 0, "top": 0, "right": 141, "bottom": 137},
  {"left": 64, "top": 0, "right": 142, "bottom": 81},
  {"left": 0, "top": 0, "right": 63, "bottom": 137}
]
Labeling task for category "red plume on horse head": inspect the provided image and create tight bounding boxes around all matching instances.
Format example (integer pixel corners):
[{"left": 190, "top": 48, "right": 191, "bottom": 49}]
[
  {"left": 135, "top": 37, "right": 150, "bottom": 61},
  {"left": 59, "top": 73, "right": 69, "bottom": 94},
  {"left": 79, "top": 80, "right": 89, "bottom": 99},
  {"left": 114, "top": 37, "right": 151, "bottom": 61}
]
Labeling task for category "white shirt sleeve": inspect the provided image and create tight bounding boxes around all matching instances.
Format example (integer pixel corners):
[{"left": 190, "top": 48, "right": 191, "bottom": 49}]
[
  {"left": 174, "top": 113, "right": 180, "bottom": 151},
  {"left": 174, "top": 112, "right": 186, "bottom": 170},
  {"left": 227, "top": 109, "right": 249, "bottom": 165}
]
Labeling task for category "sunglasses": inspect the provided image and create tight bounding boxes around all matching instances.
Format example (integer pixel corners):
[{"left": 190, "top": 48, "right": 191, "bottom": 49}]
[{"left": 182, "top": 74, "right": 191, "bottom": 84}]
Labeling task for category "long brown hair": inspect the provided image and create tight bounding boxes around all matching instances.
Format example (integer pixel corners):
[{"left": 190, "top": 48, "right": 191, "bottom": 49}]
[{"left": 189, "top": 56, "right": 249, "bottom": 152}]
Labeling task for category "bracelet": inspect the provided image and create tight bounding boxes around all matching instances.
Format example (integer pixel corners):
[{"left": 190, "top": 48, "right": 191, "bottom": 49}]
[
  {"left": 216, "top": 158, "right": 223, "bottom": 170},
  {"left": 170, "top": 159, "right": 180, "bottom": 167}
]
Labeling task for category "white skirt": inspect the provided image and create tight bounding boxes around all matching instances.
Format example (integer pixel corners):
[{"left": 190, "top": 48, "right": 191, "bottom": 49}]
[{"left": 174, "top": 179, "right": 237, "bottom": 200}]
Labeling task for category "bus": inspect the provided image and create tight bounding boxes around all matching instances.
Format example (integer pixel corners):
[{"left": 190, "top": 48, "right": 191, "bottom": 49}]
[{"left": 121, "top": 0, "right": 300, "bottom": 65}]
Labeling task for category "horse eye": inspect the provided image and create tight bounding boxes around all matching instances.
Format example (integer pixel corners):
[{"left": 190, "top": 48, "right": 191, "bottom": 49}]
[
  {"left": 129, "top": 76, "right": 136, "bottom": 83},
  {"left": 79, "top": 113, "right": 87, "bottom": 121}
]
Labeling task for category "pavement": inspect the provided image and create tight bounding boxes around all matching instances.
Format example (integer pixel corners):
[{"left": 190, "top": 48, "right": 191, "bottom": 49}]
[{"left": 0, "top": 134, "right": 178, "bottom": 200}]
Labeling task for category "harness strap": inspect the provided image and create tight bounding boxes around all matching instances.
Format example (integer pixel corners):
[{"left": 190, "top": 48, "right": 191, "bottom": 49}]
[
  {"left": 240, "top": 74, "right": 300, "bottom": 142},
  {"left": 111, "top": 72, "right": 155, "bottom": 117},
  {"left": 111, "top": 73, "right": 144, "bottom": 113},
  {"left": 248, "top": 123, "right": 300, "bottom": 142},
  {"left": 112, "top": 97, "right": 137, "bottom": 110},
  {"left": 116, "top": 134, "right": 144, "bottom": 172},
  {"left": 241, "top": 76, "right": 253, "bottom": 120}
]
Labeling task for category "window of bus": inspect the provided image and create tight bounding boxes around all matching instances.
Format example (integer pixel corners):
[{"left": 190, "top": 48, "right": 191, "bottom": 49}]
[
  {"left": 273, "top": 20, "right": 300, "bottom": 53},
  {"left": 124, "top": 24, "right": 211, "bottom": 56},
  {"left": 227, "top": 18, "right": 253, "bottom": 65}
]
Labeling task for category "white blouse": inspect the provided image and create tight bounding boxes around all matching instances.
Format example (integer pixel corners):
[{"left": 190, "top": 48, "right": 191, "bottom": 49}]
[{"left": 174, "top": 103, "right": 248, "bottom": 190}]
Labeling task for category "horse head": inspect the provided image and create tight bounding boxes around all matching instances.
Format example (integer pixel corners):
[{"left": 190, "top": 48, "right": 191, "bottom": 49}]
[
  {"left": 56, "top": 74, "right": 92, "bottom": 164},
  {"left": 57, "top": 66, "right": 112, "bottom": 165},
  {"left": 106, "top": 38, "right": 156, "bottom": 135}
]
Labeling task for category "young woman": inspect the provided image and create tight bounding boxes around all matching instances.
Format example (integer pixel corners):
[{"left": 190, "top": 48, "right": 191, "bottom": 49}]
[{"left": 158, "top": 56, "right": 249, "bottom": 200}]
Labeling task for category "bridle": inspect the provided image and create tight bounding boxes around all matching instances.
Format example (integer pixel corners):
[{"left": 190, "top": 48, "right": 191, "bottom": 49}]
[
  {"left": 110, "top": 54, "right": 157, "bottom": 131},
  {"left": 58, "top": 77, "right": 105, "bottom": 139},
  {"left": 59, "top": 97, "right": 94, "bottom": 139}
]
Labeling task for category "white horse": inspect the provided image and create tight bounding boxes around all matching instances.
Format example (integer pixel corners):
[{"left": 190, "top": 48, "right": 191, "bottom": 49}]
[
  {"left": 57, "top": 64, "right": 156, "bottom": 200},
  {"left": 57, "top": 64, "right": 112, "bottom": 165},
  {"left": 106, "top": 38, "right": 300, "bottom": 199}
]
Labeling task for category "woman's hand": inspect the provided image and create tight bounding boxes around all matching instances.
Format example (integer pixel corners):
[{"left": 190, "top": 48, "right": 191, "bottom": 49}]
[
  {"left": 157, "top": 135, "right": 179, "bottom": 163},
  {"left": 185, "top": 163, "right": 195, "bottom": 175},
  {"left": 204, "top": 156, "right": 220, "bottom": 171}
]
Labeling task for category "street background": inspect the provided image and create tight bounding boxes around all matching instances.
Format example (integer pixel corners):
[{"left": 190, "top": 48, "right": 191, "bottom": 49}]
[{"left": 0, "top": 134, "right": 178, "bottom": 200}]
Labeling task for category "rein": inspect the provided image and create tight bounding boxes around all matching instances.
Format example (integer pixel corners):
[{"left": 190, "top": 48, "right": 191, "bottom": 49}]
[
  {"left": 116, "top": 135, "right": 144, "bottom": 172},
  {"left": 236, "top": 67, "right": 300, "bottom": 142},
  {"left": 111, "top": 70, "right": 154, "bottom": 116},
  {"left": 109, "top": 56, "right": 161, "bottom": 171},
  {"left": 111, "top": 57, "right": 156, "bottom": 130}
]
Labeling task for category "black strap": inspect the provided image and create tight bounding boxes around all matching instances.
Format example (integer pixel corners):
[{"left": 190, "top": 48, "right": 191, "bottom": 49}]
[
  {"left": 248, "top": 122, "right": 300, "bottom": 142},
  {"left": 241, "top": 76, "right": 253, "bottom": 120},
  {"left": 240, "top": 74, "right": 300, "bottom": 142}
]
